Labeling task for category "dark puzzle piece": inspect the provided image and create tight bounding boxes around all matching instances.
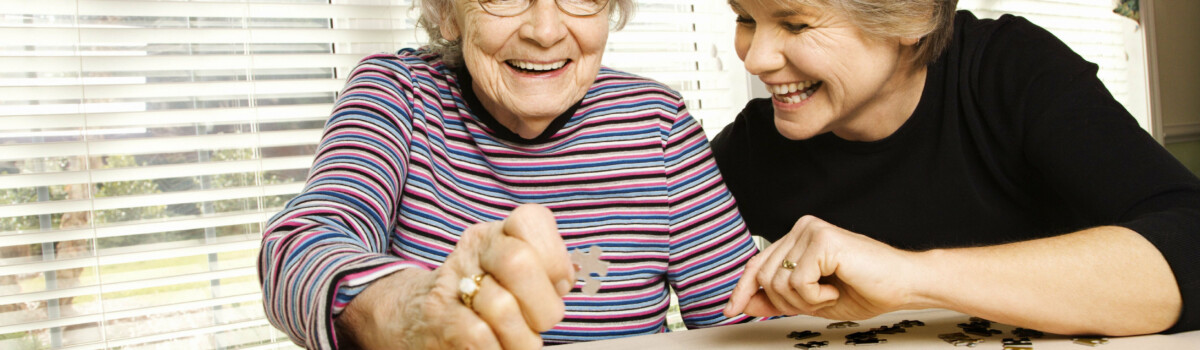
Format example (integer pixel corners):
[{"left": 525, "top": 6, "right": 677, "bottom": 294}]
[
  {"left": 938, "top": 332, "right": 984, "bottom": 347},
  {"left": 844, "top": 338, "right": 886, "bottom": 346},
  {"left": 793, "top": 340, "right": 829, "bottom": 349},
  {"left": 870, "top": 325, "right": 906, "bottom": 334},
  {"left": 826, "top": 321, "right": 860, "bottom": 329},
  {"left": 1012, "top": 328, "right": 1045, "bottom": 338},
  {"left": 787, "top": 330, "right": 820, "bottom": 340},
  {"left": 845, "top": 330, "right": 885, "bottom": 346},
  {"left": 1072, "top": 337, "right": 1110, "bottom": 347},
  {"left": 895, "top": 319, "right": 925, "bottom": 328},
  {"left": 1002, "top": 337, "right": 1033, "bottom": 349},
  {"left": 957, "top": 318, "right": 1001, "bottom": 337}
]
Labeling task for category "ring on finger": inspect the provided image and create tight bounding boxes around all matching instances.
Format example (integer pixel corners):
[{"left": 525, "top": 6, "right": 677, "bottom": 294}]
[
  {"left": 459, "top": 273, "right": 487, "bottom": 309},
  {"left": 780, "top": 259, "right": 796, "bottom": 270}
]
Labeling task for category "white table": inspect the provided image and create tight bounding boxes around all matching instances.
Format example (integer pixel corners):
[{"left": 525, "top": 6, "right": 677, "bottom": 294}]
[{"left": 555, "top": 309, "right": 1200, "bottom": 349}]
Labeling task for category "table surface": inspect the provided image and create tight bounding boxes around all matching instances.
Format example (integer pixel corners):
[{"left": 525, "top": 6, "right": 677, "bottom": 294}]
[{"left": 555, "top": 309, "right": 1200, "bottom": 349}]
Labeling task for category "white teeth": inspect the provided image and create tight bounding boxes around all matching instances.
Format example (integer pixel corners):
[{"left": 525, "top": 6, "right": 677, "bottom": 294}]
[
  {"left": 509, "top": 60, "right": 567, "bottom": 72},
  {"left": 766, "top": 80, "right": 819, "bottom": 95},
  {"left": 767, "top": 80, "right": 820, "bottom": 104}
]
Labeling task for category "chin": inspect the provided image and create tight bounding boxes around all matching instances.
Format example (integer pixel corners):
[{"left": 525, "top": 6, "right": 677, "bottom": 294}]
[{"left": 773, "top": 116, "right": 825, "bottom": 141}]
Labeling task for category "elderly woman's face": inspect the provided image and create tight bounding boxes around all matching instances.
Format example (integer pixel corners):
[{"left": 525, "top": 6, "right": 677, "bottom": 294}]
[
  {"left": 447, "top": 0, "right": 610, "bottom": 136},
  {"left": 729, "top": 0, "right": 918, "bottom": 141}
]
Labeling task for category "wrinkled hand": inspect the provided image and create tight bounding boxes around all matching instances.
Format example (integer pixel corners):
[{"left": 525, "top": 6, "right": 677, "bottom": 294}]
[
  {"left": 723, "top": 215, "right": 920, "bottom": 321},
  {"left": 345, "top": 204, "right": 574, "bottom": 350}
]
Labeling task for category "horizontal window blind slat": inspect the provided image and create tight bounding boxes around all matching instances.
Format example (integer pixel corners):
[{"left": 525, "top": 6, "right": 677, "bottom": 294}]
[
  {"left": 87, "top": 133, "right": 259, "bottom": 155},
  {"left": 103, "top": 318, "right": 272, "bottom": 349},
  {"left": 89, "top": 186, "right": 264, "bottom": 211},
  {"left": 0, "top": 171, "right": 89, "bottom": 190},
  {"left": 77, "top": 0, "right": 246, "bottom": 17},
  {"left": 263, "top": 183, "right": 303, "bottom": 197},
  {"left": 0, "top": 285, "right": 101, "bottom": 309},
  {"left": 259, "top": 129, "right": 324, "bottom": 147},
  {"left": 99, "top": 266, "right": 257, "bottom": 294},
  {"left": 0, "top": 256, "right": 94, "bottom": 277},
  {"left": 0, "top": 199, "right": 92, "bottom": 218},
  {"left": 93, "top": 212, "right": 267, "bottom": 239},
  {"left": 261, "top": 155, "right": 315, "bottom": 172},
  {"left": 247, "top": 3, "right": 394, "bottom": 18},
  {"left": 101, "top": 293, "right": 264, "bottom": 327},
  {"left": 0, "top": 228, "right": 94, "bottom": 248},
  {"left": 0, "top": 0, "right": 75, "bottom": 15},
  {"left": 89, "top": 160, "right": 261, "bottom": 184},
  {"left": 0, "top": 314, "right": 102, "bottom": 336}
]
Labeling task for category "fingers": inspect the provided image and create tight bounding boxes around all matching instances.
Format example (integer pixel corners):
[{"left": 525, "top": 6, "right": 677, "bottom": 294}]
[
  {"left": 740, "top": 290, "right": 785, "bottom": 317},
  {"left": 724, "top": 251, "right": 768, "bottom": 317},
  {"left": 443, "top": 305, "right": 503, "bottom": 350},
  {"left": 471, "top": 274, "right": 544, "bottom": 350},
  {"left": 503, "top": 204, "right": 575, "bottom": 296},
  {"left": 757, "top": 216, "right": 839, "bottom": 315},
  {"left": 479, "top": 229, "right": 566, "bottom": 332},
  {"left": 793, "top": 246, "right": 840, "bottom": 306}
]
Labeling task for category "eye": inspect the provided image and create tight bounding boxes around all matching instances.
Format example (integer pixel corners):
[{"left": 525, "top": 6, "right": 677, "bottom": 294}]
[
  {"left": 735, "top": 15, "right": 755, "bottom": 26},
  {"left": 782, "top": 22, "right": 809, "bottom": 33}
]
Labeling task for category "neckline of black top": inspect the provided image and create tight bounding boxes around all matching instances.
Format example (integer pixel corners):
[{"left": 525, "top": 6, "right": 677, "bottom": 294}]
[{"left": 455, "top": 65, "right": 581, "bottom": 145}]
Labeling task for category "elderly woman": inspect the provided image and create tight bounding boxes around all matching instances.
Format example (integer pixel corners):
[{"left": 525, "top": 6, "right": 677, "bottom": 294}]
[
  {"left": 715, "top": 0, "right": 1200, "bottom": 337},
  {"left": 258, "top": 0, "right": 764, "bottom": 348}
]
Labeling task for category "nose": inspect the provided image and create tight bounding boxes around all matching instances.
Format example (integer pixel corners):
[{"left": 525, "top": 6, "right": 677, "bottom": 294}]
[
  {"left": 740, "top": 30, "right": 785, "bottom": 76},
  {"left": 519, "top": 0, "right": 568, "bottom": 47}
]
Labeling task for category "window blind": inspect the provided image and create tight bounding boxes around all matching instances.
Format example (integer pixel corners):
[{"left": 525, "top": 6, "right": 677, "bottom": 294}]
[
  {"left": 0, "top": 0, "right": 421, "bottom": 348},
  {"left": 0, "top": 0, "right": 746, "bottom": 349}
]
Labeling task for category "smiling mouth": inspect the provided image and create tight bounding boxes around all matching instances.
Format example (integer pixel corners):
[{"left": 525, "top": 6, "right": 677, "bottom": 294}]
[
  {"left": 767, "top": 80, "right": 822, "bottom": 104},
  {"left": 506, "top": 59, "right": 570, "bottom": 74}
]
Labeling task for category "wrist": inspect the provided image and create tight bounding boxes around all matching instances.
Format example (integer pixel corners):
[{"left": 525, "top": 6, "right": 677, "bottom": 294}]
[
  {"left": 336, "top": 268, "right": 433, "bottom": 350},
  {"left": 903, "top": 248, "right": 952, "bottom": 310}
]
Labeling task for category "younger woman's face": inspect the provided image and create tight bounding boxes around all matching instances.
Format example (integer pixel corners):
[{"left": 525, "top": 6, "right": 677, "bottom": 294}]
[{"left": 729, "top": 0, "right": 921, "bottom": 141}]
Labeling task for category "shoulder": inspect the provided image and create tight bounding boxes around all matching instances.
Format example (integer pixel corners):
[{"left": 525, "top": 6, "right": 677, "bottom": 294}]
[
  {"left": 949, "top": 10, "right": 1093, "bottom": 77},
  {"left": 588, "top": 67, "right": 684, "bottom": 104},
  {"left": 711, "top": 98, "right": 773, "bottom": 159},
  {"left": 350, "top": 48, "right": 455, "bottom": 85}
]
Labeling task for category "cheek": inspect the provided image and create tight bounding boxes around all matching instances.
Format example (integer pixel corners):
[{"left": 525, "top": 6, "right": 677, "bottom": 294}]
[{"left": 733, "top": 31, "right": 751, "bottom": 60}]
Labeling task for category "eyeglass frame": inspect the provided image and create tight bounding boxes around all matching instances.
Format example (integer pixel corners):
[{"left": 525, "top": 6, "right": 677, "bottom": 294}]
[{"left": 477, "top": 0, "right": 612, "bottom": 17}]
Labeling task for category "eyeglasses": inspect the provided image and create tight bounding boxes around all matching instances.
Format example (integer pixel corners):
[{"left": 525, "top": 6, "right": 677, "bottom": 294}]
[{"left": 478, "top": 0, "right": 611, "bottom": 17}]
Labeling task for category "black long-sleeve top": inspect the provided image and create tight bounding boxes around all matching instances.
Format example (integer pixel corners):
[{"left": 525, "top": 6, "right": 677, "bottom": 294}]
[{"left": 711, "top": 11, "right": 1200, "bottom": 333}]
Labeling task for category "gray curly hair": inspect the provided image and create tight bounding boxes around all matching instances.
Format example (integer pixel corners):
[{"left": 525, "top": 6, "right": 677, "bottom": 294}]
[
  {"left": 417, "top": 0, "right": 636, "bottom": 67},
  {"left": 753, "top": 0, "right": 958, "bottom": 68}
]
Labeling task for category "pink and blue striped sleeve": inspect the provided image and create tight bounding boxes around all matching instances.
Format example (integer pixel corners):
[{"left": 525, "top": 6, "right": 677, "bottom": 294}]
[
  {"left": 662, "top": 100, "right": 766, "bottom": 328},
  {"left": 258, "top": 54, "right": 428, "bottom": 349}
]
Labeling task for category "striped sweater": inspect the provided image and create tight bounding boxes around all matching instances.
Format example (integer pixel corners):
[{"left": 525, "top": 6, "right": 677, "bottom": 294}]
[{"left": 259, "top": 48, "right": 761, "bottom": 349}]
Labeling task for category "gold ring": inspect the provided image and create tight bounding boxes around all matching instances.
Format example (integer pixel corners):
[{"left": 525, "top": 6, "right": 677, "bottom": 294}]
[
  {"left": 459, "top": 273, "right": 485, "bottom": 309},
  {"left": 781, "top": 260, "right": 796, "bottom": 270}
]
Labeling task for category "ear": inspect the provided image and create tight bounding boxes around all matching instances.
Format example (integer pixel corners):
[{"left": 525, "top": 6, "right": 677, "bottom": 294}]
[
  {"left": 899, "top": 36, "right": 921, "bottom": 46},
  {"left": 438, "top": 5, "right": 461, "bottom": 41}
]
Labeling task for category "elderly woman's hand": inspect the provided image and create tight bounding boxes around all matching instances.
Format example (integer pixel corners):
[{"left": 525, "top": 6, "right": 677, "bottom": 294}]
[
  {"left": 723, "top": 215, "right": 923, "bottom": 321},
  {"left": 339, "top": 204, "right": 574, "bottom": 350}
]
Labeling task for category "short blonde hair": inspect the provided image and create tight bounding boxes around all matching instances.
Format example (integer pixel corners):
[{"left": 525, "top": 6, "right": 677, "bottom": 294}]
[
  {"left": 417, "top": 0, "right": 636, "bottom": 67},
  {"left": 754, "top": 0, "right": 958, "bottom": 68}
]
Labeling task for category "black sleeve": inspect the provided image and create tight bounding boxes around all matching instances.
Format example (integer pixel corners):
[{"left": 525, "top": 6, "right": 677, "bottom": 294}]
[{"left": 976, "top": 15, "right": 1200, "bottom": 333}]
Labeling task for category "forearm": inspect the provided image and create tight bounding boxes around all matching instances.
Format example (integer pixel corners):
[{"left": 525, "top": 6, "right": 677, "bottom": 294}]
[{"left": 909, "top": 226, "right": 1181, "bottom": 335}]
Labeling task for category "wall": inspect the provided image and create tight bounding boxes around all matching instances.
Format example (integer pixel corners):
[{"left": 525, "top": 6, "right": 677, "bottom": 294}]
[{"left": 1151, "top": 0, "right": 1200, "bottom": 146}]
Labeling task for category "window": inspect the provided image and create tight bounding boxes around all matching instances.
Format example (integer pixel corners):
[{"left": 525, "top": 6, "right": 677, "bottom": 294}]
[
  {"left": 0, "top": 0, "right": 420, "bottom": 348},
  {"left": 0, "top": 0, "right": 741, "bottom": 348}
]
